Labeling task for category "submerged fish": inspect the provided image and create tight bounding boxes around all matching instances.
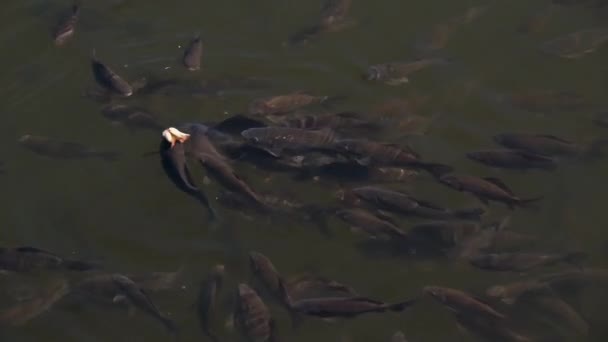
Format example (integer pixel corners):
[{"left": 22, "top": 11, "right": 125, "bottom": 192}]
[
  {"left": 517, "top": 6, "right": 555, "bottom": 34},
  {"left": 424, "top": 286, "right": 505, "bottom": 320},
  {"left": 183, "top": 35, "right": 203, "bottom": 71},
  {"left": 494, "top": 133, "right": 595, "bottom": 158},
  {"left": 466, "top": 149, "right": 557, "bottom": 170},
  {"left": 249, "top": 252, "right": 282, "bottom": 299},
  {"left": 272, "top": 111, "right": 382, "bottom": 133},
  {"left": 454, "top": 312, "right": 533, "bottom": 342},
  {"left": 365, "top": 59, "right": 448, "bottom": 85},
  {"left": 19, "top": 135, "right": 118, "bottom": 161},
  {"left": 438, "top": 174, "right": 542, "bottom": 209},
  {"left": 0, "top": 246, "right": 99, "bottom": 273},
  {"left": 287, "top": 0, "right": 354, "bottom": 45},
  {"left": 101, "top": 104, "right": 163, "bottom": 132},
  {"left": 541, "top": 28, "right": 608, "bottom": 59},
  {"left": 91, "top": 54, "right": 134, "bottom": 97},
  {"left": 53, "top": 3, "right": 80, "bottom": 46},
  {"left": 284, "top": 274, "right": 358, "bottom": 299},
  {"left": 249, "top": 92, "right": 330, "bottom": 116},
  {"left": 469, "top": 252, "right": 586, "bottom": 272},
  {"left": 198, "top": 264, "right": 225, "bottom": 342},
  {"left": 234, "top": 284, "right": 275, "bottom": 342},
  {"left": 0, "top": 278, "right": 70, "bottom": 326},
  {"left": 242, "top": 127, "right": 337, "bottom": 156},
  {"left": 335, "top": 208, "right": 408, "bottom": 241}
]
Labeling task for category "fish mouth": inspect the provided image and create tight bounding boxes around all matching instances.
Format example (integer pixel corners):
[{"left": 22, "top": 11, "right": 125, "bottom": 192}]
[{"left": 162, "top": 127, "right": 191, "bottom": 147}]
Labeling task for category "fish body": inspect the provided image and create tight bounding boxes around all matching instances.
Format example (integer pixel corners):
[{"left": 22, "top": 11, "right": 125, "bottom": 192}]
[
  {"left": 91, "top": 56, "right": 134, "bottom": 96},
  {"left": 274, "top": 112, "right": 380, "bottom": 132},
  {"left": 249, "top": 93, "right": 329, "bottom": 116},
  {"left": 365, "top": 59, "right": 447, "bottom": 85},
  {"left": 53, "top": 4, "right": 79, "bottom": 46},
  {"left": 101, "top": 104, "right": 163, "bottom": 132},
  {"left": 335, "top": 208, "right": 407, "bottom": 240},
  {"left": 183, "top": 35, "right": 202, "bottom": 71},
  {"left": 198, "top": 265, "right": 225, "bottom": 341},
  {"left": 0, "top": 246, "right": 99, "bottom": 273},
  {"left": 494, "top": 133, "right": 584, "bottom": 157},
  {"left": 0, "top": 278, "right": 70, "bottom": 326},
  {"left": 424, "top": 286, "right": 505, "bottom": 319},
  {"left": 289, "top": 296, "right": 416, "bottom": 318},
  {"left": 19, "top": 135, "right": 118, "bottom": 161},
  {"left": 467, "top": 149, "right": 557, "bottom": 170},
  {"left": 242, "top": 127, "right": 337, "bottom": 156},
  {"left": 285, "top": 274, "right": 357, "bottom": 299},
  {"left": 234, "top": 284, "right": 274, "bottom": 342},
  {"left": 469, "top": 252, "right": 586, "bottom": 272}
]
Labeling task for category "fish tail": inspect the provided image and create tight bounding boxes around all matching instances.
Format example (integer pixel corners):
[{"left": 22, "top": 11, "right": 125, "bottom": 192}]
[
  {"left": 387, "top": 298, "right": 417, "bottom": 312},
  {"left": 453, "top": 207, "right": 485, "bottom": 220}
]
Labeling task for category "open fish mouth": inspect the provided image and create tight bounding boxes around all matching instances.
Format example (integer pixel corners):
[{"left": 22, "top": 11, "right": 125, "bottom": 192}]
[{"left": 162, "top": 127, "right": 191, "bottom": 147}]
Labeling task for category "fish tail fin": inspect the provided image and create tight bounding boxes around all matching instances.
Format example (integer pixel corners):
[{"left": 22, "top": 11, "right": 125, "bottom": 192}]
[
  {"left": 453, "top": 207, "right": 485, "bottom": 220},
  {"left": 388, "top": 298, "right": 417, "bottom": 312}
]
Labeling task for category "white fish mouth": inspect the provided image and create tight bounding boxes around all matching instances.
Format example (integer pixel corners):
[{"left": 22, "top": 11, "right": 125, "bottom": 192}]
[{"left": 162, "top": 127, "right": 191, "bottom": 147}]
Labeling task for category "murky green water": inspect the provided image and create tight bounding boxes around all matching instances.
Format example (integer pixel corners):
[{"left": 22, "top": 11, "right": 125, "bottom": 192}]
[{"left": 1, "top": 0, "right": 608, "bottom": 341}]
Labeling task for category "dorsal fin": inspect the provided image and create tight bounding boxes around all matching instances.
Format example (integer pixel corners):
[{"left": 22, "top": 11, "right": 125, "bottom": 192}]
[{"left": 482, "top": 177, "right": 514, "bottom": 195}]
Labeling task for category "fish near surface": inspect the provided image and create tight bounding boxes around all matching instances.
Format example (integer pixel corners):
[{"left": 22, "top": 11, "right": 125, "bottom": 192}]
[
  {"left": 493, "top": 133, "right": 592, "bottom": 158},
  {"left": 284, "top": 274, "right": 358, "bottom": 299},
  {"left": 159, "top": 135, "right": 216, "bottom": 220},
  {"left": 249, "top": 252, "right": 283, "bottom": 297},
  {"left": 424, "top": 286, "right": 505, "bottom": 320},
  {"left": 91, "top": 55, "right": 134, "bottom": 97},
  {"left": 249, "top": 92, "right": 330, "bottom": 116},
  {"left": 242, "top": 127, "right": 337, "bottom": 156},
  {"left": 19, "top": 135, "right": 118, "bottom": 161},
  {"left": 198, "top": 264, "right": 225, "bottom": 342},
  {"left": 365, "top": 59, "right": 448, "bottom": 85},
  {"left": 53, "top": 3, "right": 80, "bottom": 46},
  {"left": 454, "top": 311, "right": 534, "bottom": 342},
  {"left": 541, "top": 28, "right": 608, "bottom": 59},
  {"left": 390, "top": 331, "right": 408, "bottom": 342},
  {"left": 438, "top": 174, "right": 542, "bottom": 209},
  {"left": 469, "top": 252, "right": 586, "bottom": 272},
  {"left": 101, "top": 104, "right": 163, "bottom": 132},
  {"left": 0, "top": 246, "right": 99, "bottom": 273},
  {"left": 466, "top": 149, "right": 557, "bottom": 170},
  {"left": 407, "top": 221, "right": 481, "bottom": 253},
  {"left": 335, "top": 208, "right": 408, "bottom": 241},
  {"left": 349, "top": 186, "right": 485, "bottom": 220},
  {"left": 0, "top": 278, "right": 70, "bottom": 326},
  {"left": 182, "top": 35, "right": 202, "bottom": 71},
  {"left": 234, "top": 283, "right": 275, "bottom": 342}
]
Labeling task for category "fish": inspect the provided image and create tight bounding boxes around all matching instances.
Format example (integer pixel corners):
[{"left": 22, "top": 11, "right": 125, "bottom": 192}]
[
  {"left": 159, "top": 131, "right": 216, "bottom": 220},
  {"left": 125, "top": 268, "right": 184, "bottom": 292},
  {"left": 367, "top": 167, "right": 420, "bottom": 183},
  {"left": 454, "top": 312, "right": 533, "bottom": 342},
  {"left": 284, "top": 274, "right": 358, "bottom": 299},
  {"left": 0, "top": 278, "right": 70, "bottom": 326},
  {"left": 19, "top": 135, "right": 118, "bottom": 161},
  {"left": 469, "top": 252, "right": 587, "bottom": 272},
  {"left": 91, "top": 53, "right": 134, "bottom": 96},
  {"left": 249, "top": 252, "right": 282, "bottom": 298},
  {"left": 346, "top": 186, "right": 485, "bottom": 220},
  {"left": 234, "top": 283, "right": 275, "bottom": 342},
  {"left": 493, "top": 133, "right": 589, "bottom": 158},
  {"left": 53, "top": 3, "right": 80, "bottom": 46},
  {"left": 506, "top": 89, "right": 587, "bottom": 113},
  {"left": 249, "top": 92, "right": 330, "bottom": 116},
  {"left": 101, "top": 104, "right": 164, "bottom": 132},
  {"left": 335, "top": 208, "right": 408, "bottom": 241},
  {"left": 287, "top": 0, "right": 354, "bottom": 45},
  {"left": 0, "top": 246, "right": 100, "bottom": 273},
  {"left": 320, "top": 0, "right": 353, "bottom": 28},
  {"left": 183, "top": 35, "right": 203, "bottom": 71},
  {"left": 424, "top": 286, "right": 505, "bottom": 320},
  {"left": 272, "top": 111, "right": 382, "bottom": 133},
  {"left": 280, "top": 281, "right": 416, "bottom": 319},
  {"left": 530, "top": 295, "right": 589, "bottom": 335},
  {"left": 242, "top": 127, "right": 337, "bottom": 156},
  {"left": 541, "top": 28, "right": 608, "bottom": 59},
  {"left": 330, "top": 139, "right": 452, "bottom": 175},
  {"left": 198, "top": 264, "right": 225, "bottom": 342},
  {"left": 485, "top": 279, "right": 552, "bottom": 305},
  {"left": 110, "top": 274, "right": 177, "bottom": 334},
  {"left": 365, "top": 59, "right": 448, "bottom": 85},
  {"left": 438, "top": 174, "right": 542, "bottom": 209},
  {"left": 466, "top": 149, "right": 557, "bottom": 170}
]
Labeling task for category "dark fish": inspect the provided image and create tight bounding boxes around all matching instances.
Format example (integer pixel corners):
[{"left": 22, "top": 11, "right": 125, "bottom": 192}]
[
  {"left": 249, "top": 92, "right": 330, "bottom": 116},
  {"left": 541, "top": 28, "right": 608, "bottom": 59},
  {"left": 110, "top": 274, "right": 177, "bottom": 334},
  {"left": 234, "top": 283, "right": 275, "bottom": 342},
  {"left": 249, "top": 252, "right": 282, "bottom": 297},
  {"left": 183, "top": 35, "right": 203, "bottom": 71},
  {"left": 438, "top": 174, "right": 542, "bottom": 209},
  {"left": 53, "top": 4, "right": 80, "bottom": 46},
  {"left": 0, "top": 246, "right": 99, "bottom": 273},
  {"left": 91, "top": 54, "right": 134, "bottom": 96},
  {"left": 494, "top": 133, "right": 587, "bottom": 157},
  {"left": 281, "top": 282, "right": 416, "bottom": 318},
  {"left": 0, "top": 278, "right": 70, "bottom": 326},
  {"left": 101, "top": 104, "right": 163, "bottom": 132},
  {"left": 424, "top": 286, "right": 505, "bottom": 319},
  {"left": 284, "top": 274, "right": 358, "bottom": 299},
  {"left": 466, "top": 149, "right": 557, "bottom": 170},
  {"left": 320, "top": 0, "right": 353, "bottom": 28},
  {"left": 331, "top": 139, "right": 452, "bottom": 175},
  {"left": 335, "top": 208, "right": 408, "bottom": 241},
  {"left": 242, "top": 127, "right": 337, "bottom": 156},
  {"left": 273, "top": 111, "right": 382, "bottom": 133},
  {"left": 469, "top": 252, "right": 586, "bottom": 272},
  {"left": 19, "top": 135, "right": 118, "bottom": 161},
  {"left": 365, "top": 59, "right": 448, "bottom": 85},
  {"left": 287, "top": 0, "right": 354, "bottom": 45},
  {"left": 125, "top": 268, "right": 184, "bottom": 292},
  {"left": 159, "top": 135, "right": 216, "bottom": 220},
  {"left": 485, "top": 279, "right": 551, "bottom": 305},
  {"left": 347, "top": 186, "right": 485, "bottom": 220},
  {"left": 198, "top": 264, "right": 225, "bottom": 342}
]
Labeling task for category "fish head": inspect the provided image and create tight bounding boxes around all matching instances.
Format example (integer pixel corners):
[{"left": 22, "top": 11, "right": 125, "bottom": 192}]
[
  {"left": 423, "top": 286, "right": 447, "bottom": 302},
  {"left": 162, "top": 127, "right": 191, "bottom": 147}
]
